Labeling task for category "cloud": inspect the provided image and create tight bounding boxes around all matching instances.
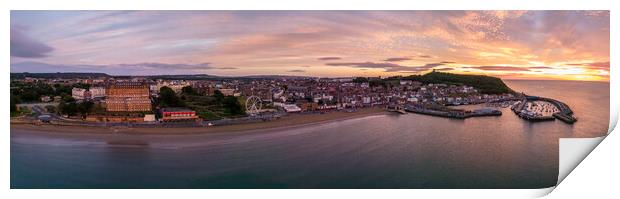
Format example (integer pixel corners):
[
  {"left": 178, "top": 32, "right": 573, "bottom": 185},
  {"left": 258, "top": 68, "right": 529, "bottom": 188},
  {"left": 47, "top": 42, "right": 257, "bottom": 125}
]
[
  {"left": 383, "top": 57, "right": 411, "bottom": 62},
  {"left": 527, "top": 66, "right": 553, "bottom": 69},
  {"left": 9, "top": 11, "right": 609, "bottom": 80},
  {"left": 286, "top": 69, "right": 305, "bottom": 73},
  {"left": 318, "top": 57, "right": 342, "bottom": 61},
  {"left": 467, "top": 66, "right": 530, "bottom": 71},
  {"left": 116, "top": 62, "right": 212, "bottom": 70},
  {"left": 326, "top": 62, "right": 402, "bottom": 68},
  {"left": 439, "top": 61, "right": 456, "bottom": 64},
  {"left": 566, "top": 61, "right": 609, "bottom": 70},
  {"left": 10, "top": 61, "right": 218, "bottom": 75},
  {"left": 214, "top": 67, "right": 238, "bottom": 70},
  {"left": 10, "top": 26, "right": 54, "bottom": 58},
  {"left": 326, "top": 61, "right": 449, "bottom": 73},
  {"left": 435, "top": 68, "right": 454, "bottom": 71}
]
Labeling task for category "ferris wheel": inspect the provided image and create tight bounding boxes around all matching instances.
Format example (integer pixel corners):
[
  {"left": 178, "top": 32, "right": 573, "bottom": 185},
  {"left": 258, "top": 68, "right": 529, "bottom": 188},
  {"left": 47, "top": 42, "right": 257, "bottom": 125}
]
[{"left": 245, "top": 95, "right": 262, "bottom": 114}]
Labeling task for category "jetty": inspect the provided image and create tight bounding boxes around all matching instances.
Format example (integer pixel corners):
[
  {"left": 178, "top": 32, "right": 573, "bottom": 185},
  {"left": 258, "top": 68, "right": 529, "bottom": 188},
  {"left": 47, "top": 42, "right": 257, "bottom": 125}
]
[
  {"left": 386, "top": 104, "right": 407, "bottom": 114},
  {"left": 403, "top": 104, "right": 501, "bottom": 119}
]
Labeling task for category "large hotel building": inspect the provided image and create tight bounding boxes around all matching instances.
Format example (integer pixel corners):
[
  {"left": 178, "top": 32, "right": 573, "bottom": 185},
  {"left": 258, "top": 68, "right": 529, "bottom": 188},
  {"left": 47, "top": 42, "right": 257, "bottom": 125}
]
[{"left": 105, "top": 82, "right": 152, "bottom": 112}]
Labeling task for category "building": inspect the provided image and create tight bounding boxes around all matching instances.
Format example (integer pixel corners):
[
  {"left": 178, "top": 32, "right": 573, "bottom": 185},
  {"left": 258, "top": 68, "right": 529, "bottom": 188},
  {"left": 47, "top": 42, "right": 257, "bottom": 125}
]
[
  {"left": 160, "top": 108, "right": 198, "bottom": 122},
  {"left": 218, "top": 88, "right": 236, "bottom": 96},
  {"left": 281, "top": 104, "right": 301, "bottom": 113},
  {"left": 89, "top": 87, "right": 106, "bottom": 98},
  {"left": 105, "top": 82, "right": 152, "bottom": 112},
  {"left": 156, "top": 81, "right": 190, "bottom": 93},
  {"left": 40, "top": 95, "right": 51, "bottom": 102},
  {"left": 297, "top": 100, "right": 319, "bottom": 112},
  {"left": 72, "top": 88, "right": 90, "bottom": 100},
  {"left": 144, "top": 114, "right": 156, "bottom": 122}
]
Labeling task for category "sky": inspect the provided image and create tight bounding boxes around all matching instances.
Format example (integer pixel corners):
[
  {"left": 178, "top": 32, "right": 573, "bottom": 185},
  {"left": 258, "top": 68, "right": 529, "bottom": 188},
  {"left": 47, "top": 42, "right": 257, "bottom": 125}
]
[{"left": 10, "top": 11, "right": 610, "bottom": 81}]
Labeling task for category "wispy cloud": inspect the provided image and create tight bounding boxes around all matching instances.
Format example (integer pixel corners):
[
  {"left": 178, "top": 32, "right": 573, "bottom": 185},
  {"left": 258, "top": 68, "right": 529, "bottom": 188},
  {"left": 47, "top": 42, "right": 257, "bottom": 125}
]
[
  {"left": 383, "top": 57, "right": 411, "bottom": 62},
  {"left": 9, "top": 11, "right": 610, "bottom": 80},
  {"left": 286, "top": 69, "right": 305, "bottom": 73},
  {"left": 214, "top": 67, "right": 238, "bottom": 70},
  {"left": 317, "top": 57, "right": 342, "bottom": 61},
  {"left": 326, "top": 61, "right": 450, "bottom": 72},
  {"left": 116, "top": 62, "right": 212, "bottom": 70},
  {"left": 566, "top": 61, "right": 610, "bottom": 70},
  {"left": 467, "top": 66, "right": 531, "bottom": 71},
  {"left": 10, "top": 26, "right": 54, "bottom": 58},
  {"left": 11, "top": 61, "right": 220, "bottom": 75}
]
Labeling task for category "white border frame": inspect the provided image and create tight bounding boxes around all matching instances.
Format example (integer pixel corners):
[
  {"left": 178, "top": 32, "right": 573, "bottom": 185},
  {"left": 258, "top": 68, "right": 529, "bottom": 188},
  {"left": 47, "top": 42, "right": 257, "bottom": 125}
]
[{"left": 2, "top": 1, "right": 617, "bottom": 198}]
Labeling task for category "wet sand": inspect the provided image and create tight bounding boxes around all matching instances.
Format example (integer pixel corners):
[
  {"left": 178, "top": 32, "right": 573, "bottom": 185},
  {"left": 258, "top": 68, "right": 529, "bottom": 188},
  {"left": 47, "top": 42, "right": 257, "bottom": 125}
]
[{"left": 11, "top": 107, "right": 388, "bottom": 136}]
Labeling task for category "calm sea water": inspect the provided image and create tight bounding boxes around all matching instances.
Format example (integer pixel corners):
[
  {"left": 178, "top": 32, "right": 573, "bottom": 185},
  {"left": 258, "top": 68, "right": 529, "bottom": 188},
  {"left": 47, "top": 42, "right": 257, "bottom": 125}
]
[{"left": 10, "top": 80, "right": 610, "bottom": 189}]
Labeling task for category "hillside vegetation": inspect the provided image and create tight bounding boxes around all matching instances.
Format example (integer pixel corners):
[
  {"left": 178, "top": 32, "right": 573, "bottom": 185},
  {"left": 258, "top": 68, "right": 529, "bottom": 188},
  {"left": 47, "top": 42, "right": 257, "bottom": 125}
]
[{"left": 403, "top": 71, "right": 515, "bottom": 94}]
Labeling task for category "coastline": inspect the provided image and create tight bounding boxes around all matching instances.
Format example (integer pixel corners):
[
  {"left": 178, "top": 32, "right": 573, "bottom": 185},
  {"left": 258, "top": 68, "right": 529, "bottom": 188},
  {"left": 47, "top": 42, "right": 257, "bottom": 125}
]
[{"left": 11, "top": 107, "right": 388, "bottom": 136}]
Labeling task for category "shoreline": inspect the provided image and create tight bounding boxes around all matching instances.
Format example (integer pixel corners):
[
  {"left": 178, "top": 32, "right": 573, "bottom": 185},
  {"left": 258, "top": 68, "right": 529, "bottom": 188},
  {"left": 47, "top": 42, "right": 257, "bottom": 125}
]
[{"left": 11, "top": 107, "right": 388, "bottom": 136}]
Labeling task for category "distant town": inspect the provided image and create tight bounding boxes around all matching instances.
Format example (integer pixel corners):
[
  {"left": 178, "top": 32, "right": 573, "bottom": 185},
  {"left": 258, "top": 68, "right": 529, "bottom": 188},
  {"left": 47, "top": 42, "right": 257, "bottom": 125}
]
[{"left": 10, "top": 71, "right": 576, "bottom": 129}]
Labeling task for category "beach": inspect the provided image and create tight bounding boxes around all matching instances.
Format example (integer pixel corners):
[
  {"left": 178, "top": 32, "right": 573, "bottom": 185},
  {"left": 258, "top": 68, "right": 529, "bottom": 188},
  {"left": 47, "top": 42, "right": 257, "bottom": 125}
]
[{"left": 11, "top": 107, "right": 387, "bottom": 136}]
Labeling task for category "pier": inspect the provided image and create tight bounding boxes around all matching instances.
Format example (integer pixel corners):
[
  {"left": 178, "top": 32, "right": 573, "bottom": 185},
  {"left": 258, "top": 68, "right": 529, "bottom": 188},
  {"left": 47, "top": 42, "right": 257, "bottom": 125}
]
[{"left": 402, "top": 104, "right": 501, "bottom": 119}]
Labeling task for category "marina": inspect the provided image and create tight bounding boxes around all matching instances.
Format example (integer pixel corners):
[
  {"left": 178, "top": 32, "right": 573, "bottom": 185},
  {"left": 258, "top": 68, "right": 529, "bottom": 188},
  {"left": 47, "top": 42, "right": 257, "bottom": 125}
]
[{"left": 511, "top": 95, "right": 577, "bottom": 124}]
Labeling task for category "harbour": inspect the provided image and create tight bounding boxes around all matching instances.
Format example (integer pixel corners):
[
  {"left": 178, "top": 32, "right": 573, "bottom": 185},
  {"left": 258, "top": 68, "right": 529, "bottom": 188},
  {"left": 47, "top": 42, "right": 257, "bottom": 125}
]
[{"left": 10, "top": 76, "right": 610, "bottom": 189}]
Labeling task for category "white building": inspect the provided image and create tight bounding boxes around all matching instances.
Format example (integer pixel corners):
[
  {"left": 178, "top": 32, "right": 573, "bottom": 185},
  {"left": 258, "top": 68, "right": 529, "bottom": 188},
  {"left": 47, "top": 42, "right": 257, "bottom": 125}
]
[
  {"left": 89, "top": 87, "right": 106, "bottom": 98},
  {"left": 149, "top": 85, "right": 159, "bottom": 94},
  {"left": 218, "top": 88, "right": 236, "bottom": 96},
  {"left": 72, "top": 88, "right": 89, "bottom": 100},
  {"left": 282, "top": 104, "right": 301, "bottom": 113},
  {"left": 157, "top": 81, "right": 190, "bottom": 93},
  {"left": 362, "top": 96, "right": 371, "bottom": 104}
]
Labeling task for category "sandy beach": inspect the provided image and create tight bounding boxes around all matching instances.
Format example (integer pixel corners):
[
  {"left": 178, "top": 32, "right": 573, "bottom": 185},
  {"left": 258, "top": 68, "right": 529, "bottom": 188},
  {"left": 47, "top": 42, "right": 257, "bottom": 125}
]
[{"left": 11, "top": 107, "right": 388, "bottom": 136}]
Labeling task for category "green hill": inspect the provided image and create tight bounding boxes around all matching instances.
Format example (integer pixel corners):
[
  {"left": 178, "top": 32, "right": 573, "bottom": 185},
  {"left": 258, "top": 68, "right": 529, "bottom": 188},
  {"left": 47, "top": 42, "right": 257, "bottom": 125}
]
[{"left": 404, "top": 71, "right": 514, "bottom": 94}]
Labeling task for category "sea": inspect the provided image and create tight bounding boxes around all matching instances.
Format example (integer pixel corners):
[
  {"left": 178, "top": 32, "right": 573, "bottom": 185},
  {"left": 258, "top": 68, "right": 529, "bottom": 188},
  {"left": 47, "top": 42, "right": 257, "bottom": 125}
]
[{"left": 10, "top": 80, "right": 611, "bottom": 189}]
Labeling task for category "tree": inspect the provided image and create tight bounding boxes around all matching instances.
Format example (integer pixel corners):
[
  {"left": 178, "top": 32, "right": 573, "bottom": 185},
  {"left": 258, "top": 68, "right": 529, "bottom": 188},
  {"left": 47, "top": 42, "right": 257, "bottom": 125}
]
[
  {"left": 53, "top": 84, "right": 72, "bottom": 96},
  {"left": 72, "top": 83, "right": 91, "bottom": 90},
  {"left": 213, "top": 90, "right": 224, "bottom": 102},
  {"left": 10, "top": 94, "right": 21, "bottom": 113},
  {"left": 92, "top": 103, "right": 106, "bottom": 114},
  {"left": 223, "top": 96, "right": 244, "bottom": 115},
  {"left": 77, "top": 101, "right": 94, "bottom": 116},
  {"left": 159, "top": 86, "right": 184, "bottom": 107},
  {"left": 62, "top": 95, "right": 75, "bottom": 103},
  {"left": 181, "top": 86, "right": 197, "bottom": 95},
  {"left": 352, "top": 77, "right": 369, "bottom": 83},
  {"left": 20, "top": 89, "right": 39, "bottom": 102},
  {"left": 58, "top": 101, "right": 78, "bottom": 116},
  {"left": 45, "top": 105, "right": 57, "bottom": 113}
]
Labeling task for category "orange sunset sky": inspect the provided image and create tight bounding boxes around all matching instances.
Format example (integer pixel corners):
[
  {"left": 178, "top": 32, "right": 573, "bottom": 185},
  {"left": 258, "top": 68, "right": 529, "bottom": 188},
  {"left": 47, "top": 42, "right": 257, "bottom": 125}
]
[{"left": 10, "top": 11, "right": 610, "bottom": 81}]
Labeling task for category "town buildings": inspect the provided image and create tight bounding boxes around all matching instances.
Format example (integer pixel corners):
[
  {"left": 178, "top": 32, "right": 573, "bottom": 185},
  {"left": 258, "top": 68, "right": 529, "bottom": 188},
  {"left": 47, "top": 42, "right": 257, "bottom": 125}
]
[
  {"left": 105, "top": 82, "right": 152, "bottom": 112},
  {"left": 89, "top": 87, "right": 106, "bottom": 98},
  {"left": 71, "top": 88, "right": 90, "bottom": 100},
  {"left": 160, "top": 108, "right": 198, "bottom": 122}
]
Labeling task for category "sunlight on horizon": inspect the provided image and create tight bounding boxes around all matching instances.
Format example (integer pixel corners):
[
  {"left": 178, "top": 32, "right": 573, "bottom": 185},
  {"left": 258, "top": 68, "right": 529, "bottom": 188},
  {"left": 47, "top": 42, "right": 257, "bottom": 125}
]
[{"left": 10, "top": 11, "right": 610, "bottom": 82}]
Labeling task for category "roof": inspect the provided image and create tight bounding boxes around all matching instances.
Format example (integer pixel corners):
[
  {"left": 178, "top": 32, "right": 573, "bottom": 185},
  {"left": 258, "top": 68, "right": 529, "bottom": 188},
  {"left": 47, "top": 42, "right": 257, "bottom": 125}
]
[
  {"left": 161, "top": 107, "right": 195, "bottom": 112},
  {"left": 38, "top": 115, "right": 52, "bottom": 121}
]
